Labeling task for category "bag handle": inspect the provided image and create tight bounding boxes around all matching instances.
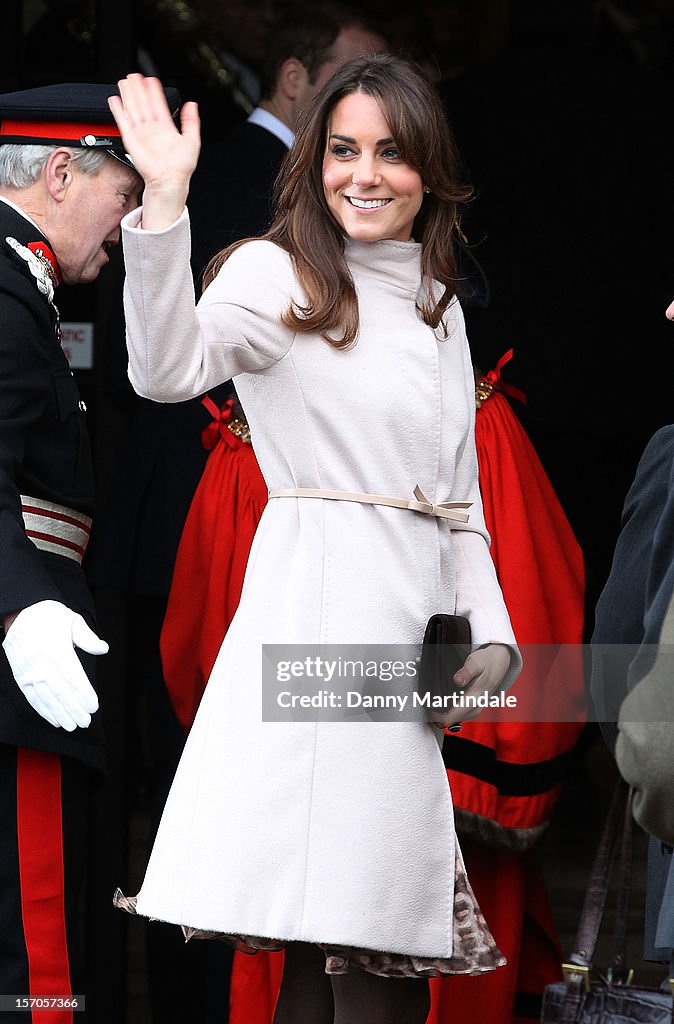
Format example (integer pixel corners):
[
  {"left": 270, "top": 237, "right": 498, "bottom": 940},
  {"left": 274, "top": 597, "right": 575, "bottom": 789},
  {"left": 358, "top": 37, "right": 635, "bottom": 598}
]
[
  {"left": 608, "top": 782, "right": 634, "bottom": 983},
  {"left": 563, "top": 779, "right": 627, "bottom": 975},
  {"left": 558, "top": 780, "right": 626, "bottom": 1024},
  {"left": 559, "top": 778, "right": 674, "bottom": 1024}
]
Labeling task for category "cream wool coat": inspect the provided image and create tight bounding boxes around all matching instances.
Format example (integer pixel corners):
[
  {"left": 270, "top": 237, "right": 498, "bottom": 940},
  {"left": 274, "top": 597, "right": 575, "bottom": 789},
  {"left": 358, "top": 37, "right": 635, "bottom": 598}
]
[{"left": 120, "top": 208, "right": 519, "bottom": 958}]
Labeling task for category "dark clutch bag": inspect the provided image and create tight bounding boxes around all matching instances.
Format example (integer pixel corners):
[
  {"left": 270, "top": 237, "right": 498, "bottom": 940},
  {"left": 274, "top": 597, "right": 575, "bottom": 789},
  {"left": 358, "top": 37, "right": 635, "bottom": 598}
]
[{"left": 417, "top": 613, "right": 472, "bottom": 712}]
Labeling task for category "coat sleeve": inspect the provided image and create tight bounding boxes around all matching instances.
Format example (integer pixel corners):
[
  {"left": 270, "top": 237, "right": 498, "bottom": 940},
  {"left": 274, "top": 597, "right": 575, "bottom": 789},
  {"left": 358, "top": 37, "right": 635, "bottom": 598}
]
[
  {"left": 616, "top": 589, "right": 674, "bottom": 846},
  {"left": 445, "top": 301, "right": 521, "bottom": 688},
  {"left": 0, "top": 291, "right": 65, "bottom": 617},
  {"left": 121, "top": 209, "right": 296, "bottom": 402},
  {"left": 590, "top": 424, "right": 674, "bottom": 746}
]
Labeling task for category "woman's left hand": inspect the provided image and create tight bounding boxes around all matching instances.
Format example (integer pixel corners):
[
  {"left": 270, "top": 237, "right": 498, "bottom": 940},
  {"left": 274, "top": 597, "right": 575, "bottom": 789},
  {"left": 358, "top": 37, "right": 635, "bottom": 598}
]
[{"left": 431, "top": 643, "right": 511, "bottom": 730}]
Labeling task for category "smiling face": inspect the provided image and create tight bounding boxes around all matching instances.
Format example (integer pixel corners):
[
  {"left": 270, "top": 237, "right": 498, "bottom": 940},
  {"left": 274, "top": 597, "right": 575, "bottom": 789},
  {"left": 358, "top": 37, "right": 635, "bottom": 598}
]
[
  {"left": 322, "top": 91, "right": 424, "bottom": 244},
  {"left": 55, "top": 156, "right": 141, "bottom": 284}
]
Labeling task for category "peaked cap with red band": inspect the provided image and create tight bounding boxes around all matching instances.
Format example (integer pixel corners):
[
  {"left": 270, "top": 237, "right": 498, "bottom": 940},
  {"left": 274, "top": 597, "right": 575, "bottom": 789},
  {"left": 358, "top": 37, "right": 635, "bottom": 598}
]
[{"left": 0, "top": 81, "right": 180, "bottom": 169}]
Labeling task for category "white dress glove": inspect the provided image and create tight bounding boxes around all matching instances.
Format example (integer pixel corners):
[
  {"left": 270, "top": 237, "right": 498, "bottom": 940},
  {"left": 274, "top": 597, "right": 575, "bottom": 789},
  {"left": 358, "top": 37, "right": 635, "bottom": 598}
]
[{"left": 3, "top": 600, "right": 108, "bottom": 731}]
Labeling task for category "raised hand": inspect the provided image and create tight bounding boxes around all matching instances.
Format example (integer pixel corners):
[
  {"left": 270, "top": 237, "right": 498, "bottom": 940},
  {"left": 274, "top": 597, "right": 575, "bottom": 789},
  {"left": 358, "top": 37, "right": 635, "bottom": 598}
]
[{"left": 108, "top": 74, "right": 201, "bottom": 230}]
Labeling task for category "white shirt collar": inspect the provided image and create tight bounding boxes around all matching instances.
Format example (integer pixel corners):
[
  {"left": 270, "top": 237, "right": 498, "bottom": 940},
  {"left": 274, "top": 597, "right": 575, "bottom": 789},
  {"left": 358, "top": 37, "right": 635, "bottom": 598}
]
[
  {"left": 0, "top": 194, "right": 44, "bottom": 234},
  {"left": 247, "top": 107, "right": 294, "bottom": 150}
]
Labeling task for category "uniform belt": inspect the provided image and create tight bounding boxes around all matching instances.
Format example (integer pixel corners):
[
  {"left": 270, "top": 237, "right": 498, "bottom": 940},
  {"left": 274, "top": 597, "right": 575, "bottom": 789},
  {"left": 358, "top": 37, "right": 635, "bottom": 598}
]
[
  {"left": 267, "top": 485, "right": 471, "bottom": 523},
  {"left": 20, "top": 494, "right": 92, "bottom": 565}
]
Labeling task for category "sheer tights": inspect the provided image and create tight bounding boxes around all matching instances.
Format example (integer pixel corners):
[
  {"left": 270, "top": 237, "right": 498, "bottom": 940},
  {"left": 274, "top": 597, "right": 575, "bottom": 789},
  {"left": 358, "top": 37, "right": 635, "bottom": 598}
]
[{"left": 272, "top": 942, "right": 431, "bottom": 1024}]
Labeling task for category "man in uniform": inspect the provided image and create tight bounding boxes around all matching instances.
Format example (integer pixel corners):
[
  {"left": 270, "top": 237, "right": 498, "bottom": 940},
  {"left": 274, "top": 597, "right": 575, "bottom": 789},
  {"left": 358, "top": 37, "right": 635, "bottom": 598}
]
[{"left": 0, "top": 83, "right": 145, "bottom": 1019}]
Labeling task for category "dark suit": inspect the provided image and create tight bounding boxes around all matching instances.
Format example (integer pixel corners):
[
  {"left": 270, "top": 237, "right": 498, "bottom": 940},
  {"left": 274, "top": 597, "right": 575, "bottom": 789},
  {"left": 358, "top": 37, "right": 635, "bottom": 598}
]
[
  {"left": 188, "top": 118, "right": 288, "bottom": 283},
  {"left": 590, "top": 426, "right": 674, "bottom": 743},
  {"left": 591, "top": 425, "right": 674, "bottom": 963}
]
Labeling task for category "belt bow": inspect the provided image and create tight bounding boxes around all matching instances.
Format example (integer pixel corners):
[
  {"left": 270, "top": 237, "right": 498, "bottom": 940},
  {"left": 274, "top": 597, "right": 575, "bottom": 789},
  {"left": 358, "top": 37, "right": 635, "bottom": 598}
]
[{"left": 407, "top": 485, "right": 471, "bottom": 522}]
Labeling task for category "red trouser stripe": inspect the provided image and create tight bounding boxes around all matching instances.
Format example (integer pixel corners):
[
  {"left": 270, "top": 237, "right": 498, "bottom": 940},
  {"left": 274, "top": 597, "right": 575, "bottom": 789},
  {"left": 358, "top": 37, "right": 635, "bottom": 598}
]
[{"left": 16, "top": 749, "right": 73, "bottom": 1024}]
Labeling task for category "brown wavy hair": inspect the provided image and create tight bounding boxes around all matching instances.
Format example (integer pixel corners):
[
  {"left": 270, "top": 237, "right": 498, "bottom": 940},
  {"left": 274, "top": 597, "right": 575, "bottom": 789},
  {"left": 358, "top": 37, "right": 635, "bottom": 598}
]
[{"left": 204, "top": 53, "right": 472, "bottom": 348}]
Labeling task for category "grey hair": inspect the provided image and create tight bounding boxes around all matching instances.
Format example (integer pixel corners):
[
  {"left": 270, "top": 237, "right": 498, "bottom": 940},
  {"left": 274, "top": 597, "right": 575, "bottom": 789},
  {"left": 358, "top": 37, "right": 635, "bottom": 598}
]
[{"left": 0, "top": 144, "right": 111, "bottom": 189}]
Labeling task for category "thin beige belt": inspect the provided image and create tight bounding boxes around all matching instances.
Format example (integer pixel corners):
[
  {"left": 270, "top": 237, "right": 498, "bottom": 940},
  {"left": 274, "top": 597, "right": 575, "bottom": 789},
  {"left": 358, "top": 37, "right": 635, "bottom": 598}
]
[{"left": 267, "top": 485, "right": 471, "bottom": 523}]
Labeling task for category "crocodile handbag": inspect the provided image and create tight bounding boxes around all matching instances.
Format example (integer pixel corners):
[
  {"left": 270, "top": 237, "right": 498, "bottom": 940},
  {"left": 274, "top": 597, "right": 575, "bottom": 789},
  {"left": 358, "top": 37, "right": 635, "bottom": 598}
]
[{"left": 540, "top": 779, "right": 674, "bottom": 1023}]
